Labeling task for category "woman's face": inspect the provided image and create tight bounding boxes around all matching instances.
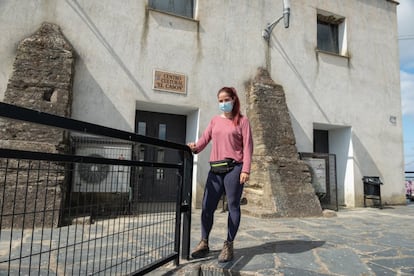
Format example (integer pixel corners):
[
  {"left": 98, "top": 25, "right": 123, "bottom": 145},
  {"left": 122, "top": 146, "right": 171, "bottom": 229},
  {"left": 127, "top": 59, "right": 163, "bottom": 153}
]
[
  {"left": 217, "top": 91, "right": 234, "bottom": 113},
  {"left": 218, "top": 91, "right": 233, "bottom": 103}
]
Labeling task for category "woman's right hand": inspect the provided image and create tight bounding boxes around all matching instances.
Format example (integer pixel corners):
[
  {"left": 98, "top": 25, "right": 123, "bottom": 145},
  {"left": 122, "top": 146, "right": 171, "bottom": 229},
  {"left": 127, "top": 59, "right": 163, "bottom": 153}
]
[{"left": 187, "top": 142, "right": 197, "bottom": 153}]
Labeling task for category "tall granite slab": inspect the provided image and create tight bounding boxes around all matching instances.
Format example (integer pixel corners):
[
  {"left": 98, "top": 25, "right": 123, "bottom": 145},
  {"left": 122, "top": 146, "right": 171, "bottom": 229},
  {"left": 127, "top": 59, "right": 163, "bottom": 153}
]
[
  {"left": 243, "top": 68, "right": 322, "bottom": 217},
  {"left": 0, "top": 23, "right": 75, "bottom": 228}
]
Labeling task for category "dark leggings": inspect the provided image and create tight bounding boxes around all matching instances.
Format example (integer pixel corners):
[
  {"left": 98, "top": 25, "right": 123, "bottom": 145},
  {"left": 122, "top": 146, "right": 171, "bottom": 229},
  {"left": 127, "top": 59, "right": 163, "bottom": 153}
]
[{"left": 201, "top": 164, "right": 244, "bottom": 242}]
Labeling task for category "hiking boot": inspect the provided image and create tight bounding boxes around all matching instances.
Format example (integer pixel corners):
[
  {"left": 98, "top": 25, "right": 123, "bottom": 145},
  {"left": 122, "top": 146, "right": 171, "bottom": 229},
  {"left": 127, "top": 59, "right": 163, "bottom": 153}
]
[
  {"left": 191, "top": 239, "right": 209, "bottom": 259},
  {"left": 240, "top": 197, "right": 248, "bottom": 205},
  {"left": 218, "top": 240, "right": 233, "bottom": 263}
]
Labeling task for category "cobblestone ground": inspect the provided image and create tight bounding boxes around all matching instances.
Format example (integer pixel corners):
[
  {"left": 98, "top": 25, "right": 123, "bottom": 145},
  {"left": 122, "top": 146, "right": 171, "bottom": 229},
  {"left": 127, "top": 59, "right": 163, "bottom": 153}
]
[
  {"left": 156, "top": 204, "right": 414, "bottom": 275},
  {"left": 0, "top": 213, "right": 176, "bottom": 275}
]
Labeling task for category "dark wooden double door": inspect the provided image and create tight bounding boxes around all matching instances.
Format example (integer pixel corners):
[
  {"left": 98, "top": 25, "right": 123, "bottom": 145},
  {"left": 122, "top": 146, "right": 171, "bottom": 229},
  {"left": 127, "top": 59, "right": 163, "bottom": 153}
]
[{"left": 133, "top": 110, "right": 186, "bottom": 202}]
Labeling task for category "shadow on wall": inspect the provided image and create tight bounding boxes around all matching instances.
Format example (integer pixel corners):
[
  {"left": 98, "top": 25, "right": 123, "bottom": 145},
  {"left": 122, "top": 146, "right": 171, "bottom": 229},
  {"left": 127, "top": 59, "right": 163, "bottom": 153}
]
[
  {"left": 65, "top": 0, "right": 149, "bottom": 101},
  {"left": 72, "top": 59, "right": 131, "bottom": 131},
  {"left": 289, "top": 112, "right": 312, "bottom": 152},
  {"left": 352, "top": 133, "right": 382, "bottom": 189},
  {"left": 271, "top": 36, "right": 330, "bottom": 123}
]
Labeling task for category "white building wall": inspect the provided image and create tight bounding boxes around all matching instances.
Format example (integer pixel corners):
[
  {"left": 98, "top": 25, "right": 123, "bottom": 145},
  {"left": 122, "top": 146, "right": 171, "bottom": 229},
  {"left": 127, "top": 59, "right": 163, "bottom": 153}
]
[
  {"left": 0, "top": 0, "right": 405, "bottom": 207},
  {"left": 275, "top": 0, "right": 404, "bottom": 206}
]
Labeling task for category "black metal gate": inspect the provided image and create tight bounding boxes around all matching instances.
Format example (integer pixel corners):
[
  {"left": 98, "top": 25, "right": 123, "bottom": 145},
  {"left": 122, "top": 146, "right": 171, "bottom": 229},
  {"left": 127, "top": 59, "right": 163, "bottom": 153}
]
[{"left": 0, "top": 103, "right": 193, "bottom": 275}]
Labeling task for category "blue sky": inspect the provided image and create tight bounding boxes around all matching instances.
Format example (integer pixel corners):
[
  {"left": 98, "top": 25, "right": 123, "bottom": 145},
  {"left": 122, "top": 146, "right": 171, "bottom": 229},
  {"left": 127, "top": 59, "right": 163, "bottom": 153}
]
[{"left": 398, "top": 1, "right": 414, "bottom": 172}]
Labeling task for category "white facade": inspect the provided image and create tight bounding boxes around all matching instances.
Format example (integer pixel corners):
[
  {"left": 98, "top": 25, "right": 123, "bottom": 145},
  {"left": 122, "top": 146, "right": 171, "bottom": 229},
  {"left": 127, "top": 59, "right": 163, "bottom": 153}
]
[{"left": 0, "top": 0, "right": 405, "bottom": 207}]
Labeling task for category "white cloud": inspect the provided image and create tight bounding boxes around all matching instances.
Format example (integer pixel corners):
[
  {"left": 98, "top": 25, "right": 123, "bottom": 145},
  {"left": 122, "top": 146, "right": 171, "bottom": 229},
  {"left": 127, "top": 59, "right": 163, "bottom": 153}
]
[{"left": 401, "top": 71, "right": 414, "bottom": 117}]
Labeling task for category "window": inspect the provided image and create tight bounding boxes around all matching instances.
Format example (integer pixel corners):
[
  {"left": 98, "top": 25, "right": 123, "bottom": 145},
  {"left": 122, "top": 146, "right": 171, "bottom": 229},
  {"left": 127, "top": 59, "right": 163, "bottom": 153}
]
[
  {"left": 317, "top": 12, "right": 346, "bottom": 55},
  {"left": 158, "top": 123, "right": 166, "bottom": 140},
  {"left": 137, "top": 121, "right": 146, "bottom": 136},
  {"left": 317, "top": 19, "right": 339, "bottom": 53},
  {"left": 149, "top": 0, "right": 194, "bottom": 18}
]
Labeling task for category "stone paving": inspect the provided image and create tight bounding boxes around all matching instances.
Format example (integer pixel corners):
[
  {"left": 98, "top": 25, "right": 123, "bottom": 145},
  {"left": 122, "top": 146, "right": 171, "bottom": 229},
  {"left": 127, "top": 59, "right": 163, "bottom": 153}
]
[{"left": 156, "top": 203, "right": 414, "bottom": 275}]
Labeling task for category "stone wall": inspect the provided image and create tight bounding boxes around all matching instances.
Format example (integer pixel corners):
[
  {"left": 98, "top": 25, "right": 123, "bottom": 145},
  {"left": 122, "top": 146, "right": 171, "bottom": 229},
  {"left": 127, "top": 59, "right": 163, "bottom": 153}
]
[
  {"left": 0, "top": 23, "right": 75, "bottom": 228},
  {"left": 243, "top": 68, "right": 322, "bottom": 217}
]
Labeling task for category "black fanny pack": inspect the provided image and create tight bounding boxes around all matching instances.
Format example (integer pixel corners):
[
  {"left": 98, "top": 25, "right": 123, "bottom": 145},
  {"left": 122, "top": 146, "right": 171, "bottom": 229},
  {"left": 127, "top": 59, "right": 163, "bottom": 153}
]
[{"left": 209, "top": 158, "right": 237, "bottom": 174}]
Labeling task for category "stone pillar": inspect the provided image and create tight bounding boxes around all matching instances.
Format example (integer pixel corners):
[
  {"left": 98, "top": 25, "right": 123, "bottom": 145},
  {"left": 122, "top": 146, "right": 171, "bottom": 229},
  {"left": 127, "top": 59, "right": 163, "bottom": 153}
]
[
  {"left": 242, "top": 68, "right": 322, "bottom": 217},
  {"left": 0, "top": 23, "right": 75, "bottom": 228}
]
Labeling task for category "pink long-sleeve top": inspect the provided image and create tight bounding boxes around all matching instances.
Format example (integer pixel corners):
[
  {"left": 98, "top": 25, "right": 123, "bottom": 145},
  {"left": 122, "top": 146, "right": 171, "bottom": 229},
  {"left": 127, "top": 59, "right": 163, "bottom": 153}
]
[{"left": 195, "top": 115, "right": 254, "bottom": 174}]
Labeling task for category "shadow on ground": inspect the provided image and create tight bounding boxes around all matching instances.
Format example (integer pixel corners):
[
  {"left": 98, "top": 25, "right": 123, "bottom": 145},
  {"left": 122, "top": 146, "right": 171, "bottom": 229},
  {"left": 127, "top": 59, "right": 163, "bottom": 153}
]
[
  {"left": 162, "top": 240, "right": 326, "bottom": 275},
  {"left": 216, "top": 240, "right": 326, "bottom": 271}
]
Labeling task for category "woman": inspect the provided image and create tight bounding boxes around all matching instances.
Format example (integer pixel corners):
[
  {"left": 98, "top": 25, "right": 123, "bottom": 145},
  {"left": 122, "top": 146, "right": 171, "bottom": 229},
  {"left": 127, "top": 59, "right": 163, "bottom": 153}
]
[{"left": 187, "top": 86, "right": 253, "bottom": 262}]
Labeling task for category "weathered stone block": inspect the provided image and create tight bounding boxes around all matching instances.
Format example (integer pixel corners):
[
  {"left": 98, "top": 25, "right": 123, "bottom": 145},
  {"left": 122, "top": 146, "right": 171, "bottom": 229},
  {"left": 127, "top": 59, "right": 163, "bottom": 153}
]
[
  {"left": 242, "top": 68, "right": 322, "bottom": 217},
  {"left": 0, "top": 22, "right": 74, "bottom": 228}
]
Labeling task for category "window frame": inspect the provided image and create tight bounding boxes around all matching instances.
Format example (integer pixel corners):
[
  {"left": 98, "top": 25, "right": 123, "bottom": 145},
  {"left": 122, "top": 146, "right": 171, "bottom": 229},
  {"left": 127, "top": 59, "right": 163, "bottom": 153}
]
[
  {"left": 148, "top": 0, "right": 195, "bottom": 19},
  {"left": 316, "top": 11, "right": 347, "bottom": 57}
]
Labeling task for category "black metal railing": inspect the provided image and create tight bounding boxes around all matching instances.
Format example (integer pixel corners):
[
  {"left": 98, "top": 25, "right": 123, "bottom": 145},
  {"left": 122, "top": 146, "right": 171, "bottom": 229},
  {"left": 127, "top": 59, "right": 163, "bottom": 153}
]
[
  {"left": 406, "top": 171, "right": 414, "bottom": 202},
  {"left": 0, "top": 102, "right": 193, "bottom": 275}
]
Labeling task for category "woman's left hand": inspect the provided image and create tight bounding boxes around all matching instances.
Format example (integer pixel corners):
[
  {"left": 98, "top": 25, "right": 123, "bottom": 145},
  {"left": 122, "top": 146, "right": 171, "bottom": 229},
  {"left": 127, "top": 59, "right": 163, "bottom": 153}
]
[{"left": 240, "top": 172, "right": 249, "bottom": 184}]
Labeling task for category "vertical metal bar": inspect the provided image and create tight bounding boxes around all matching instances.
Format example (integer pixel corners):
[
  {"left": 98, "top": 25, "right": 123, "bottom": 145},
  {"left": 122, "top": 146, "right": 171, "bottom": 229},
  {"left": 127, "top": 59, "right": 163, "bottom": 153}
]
[
  {"left": 141, "top": 170, "right": 151, "bottom": 267},
  {"left": 78, "top": 201, "right": 86, "bottom": 275},
  {"left": 41, "top": 161, "right": 54, "bottom": 276},
  {"left": 20, "top": 160, "right": 32, "bottom": 275},
  {"left": 9, "top": 160, "right": 23, "bottom": 274},
  {"left": 103, "top": 201, "right": 111, "bottom": 273},
  {"left": 333, "top": 154, "right": 339, "bottom": 211},
  {"left": 70, "top": 189, "right": 79, "bottom": 276},
  {"left": 8, "top": 160, "right": 20, "bottom": 275},
  {"left": 134, "top": 187, "right": 145, "bottom": 271},
  {"left": 63, "top": 194, "right": 71, "bottom": 276},
  {"left": 127, "top": 190, "right": 133, "bottom": 274},
  {"left": 115, "top": 198, "right": 122, "bottom": 275},
  {"left": 120, "top": 208, "right": 126, "bottom": 275},
  {"left": 86, "top": 198, "right": 93, "bottom": 275},
  {"left": 55, "top": 212, "right": 64, "bottom": 276},
  {"left": 91, "top": 196, "right": 100, "bottom": 275},
  {"left": 163, "top": 199, "right": 167, "bottom": 254},
  {"left": 97, "top": 191, "right": 106, "bottom": 274},
  {"left": 0, "top": 159, "right": 9, "bottom": 257},
  {"left": 155, "top": 198, "right": 160, "bottom": 262},
  {"left": 110, "top": 202, "right": 117, "bottom": 274},
  {"left": 30, "top": 161, "right": 42, "bottom": 274},
  {"left": 129, "top": 189, "right": 137, "bottom": 273},
  {"left": 50, "top": 162, "right": 62, "bottom": 275},
  {"left": 181, "top": 151, "right": 193, "bottom": 260},
  {"left": 174, "top": 165, "right": 184, "bottom": 266},
  {"left": 379, "top": 182, "right": 383, "bottom": 209},
  {"left": 63, "top": 161, "right": 75, "bottom": 276},
  {"left": 140, "top": 198, "right": 144, "bottom": 269}
]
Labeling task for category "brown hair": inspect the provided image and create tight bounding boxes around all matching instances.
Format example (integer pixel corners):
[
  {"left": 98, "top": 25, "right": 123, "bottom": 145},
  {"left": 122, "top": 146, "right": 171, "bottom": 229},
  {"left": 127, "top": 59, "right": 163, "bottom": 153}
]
[{"left": 217, "top": 87, "right": 242, "bottom": 126}]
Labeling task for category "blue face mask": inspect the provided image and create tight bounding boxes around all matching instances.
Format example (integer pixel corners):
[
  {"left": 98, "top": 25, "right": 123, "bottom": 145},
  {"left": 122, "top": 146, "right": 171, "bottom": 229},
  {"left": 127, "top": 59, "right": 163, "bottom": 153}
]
[{"left": 219, "top": 101, "right": 234, "bottom": 113}]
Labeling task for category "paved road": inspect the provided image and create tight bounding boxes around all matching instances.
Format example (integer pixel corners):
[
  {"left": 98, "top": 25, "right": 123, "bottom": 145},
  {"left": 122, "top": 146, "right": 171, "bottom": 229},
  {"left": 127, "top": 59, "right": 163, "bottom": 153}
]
[{"left": 156, "top": 203, "right": 414, "bottom": 275}]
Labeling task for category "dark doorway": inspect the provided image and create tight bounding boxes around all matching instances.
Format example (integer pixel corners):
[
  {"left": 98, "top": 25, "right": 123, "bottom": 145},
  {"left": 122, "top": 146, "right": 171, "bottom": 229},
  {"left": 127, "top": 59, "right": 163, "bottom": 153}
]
[
  {"left": 314, "top": 129, "right": 329, "bottom": 153},
  {"left": 133, "top": 110, "right": 187, "bottom": 202}
]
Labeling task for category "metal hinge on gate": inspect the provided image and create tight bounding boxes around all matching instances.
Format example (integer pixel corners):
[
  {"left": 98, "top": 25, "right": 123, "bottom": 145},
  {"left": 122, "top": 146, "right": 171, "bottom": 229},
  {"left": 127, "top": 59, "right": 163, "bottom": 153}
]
[{"left": 180, "top": 200, "right": 190, "bottom": 212}]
